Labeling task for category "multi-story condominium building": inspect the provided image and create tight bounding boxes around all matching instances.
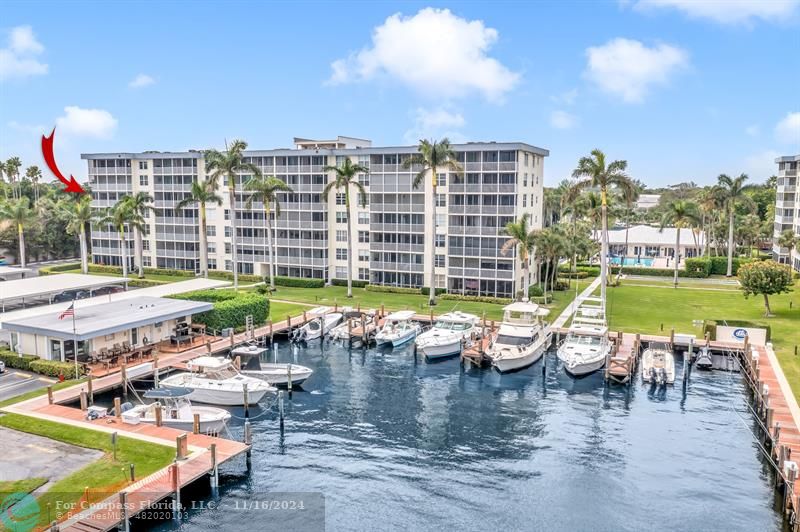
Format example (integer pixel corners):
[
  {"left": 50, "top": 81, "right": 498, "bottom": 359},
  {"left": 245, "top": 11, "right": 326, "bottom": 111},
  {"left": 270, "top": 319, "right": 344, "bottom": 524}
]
[
  {"left": 82, "top": 136, "right": 548, "bottom": 298},
  {"left": 773, "top": 154, "right": 800, "bottom": 272}
]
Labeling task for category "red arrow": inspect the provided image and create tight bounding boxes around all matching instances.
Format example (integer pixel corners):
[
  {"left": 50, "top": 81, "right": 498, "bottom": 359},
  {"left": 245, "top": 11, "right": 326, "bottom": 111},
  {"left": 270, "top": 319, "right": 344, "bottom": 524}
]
[{"left": 41, "top": 128, "right": 85, "bottom": 194}]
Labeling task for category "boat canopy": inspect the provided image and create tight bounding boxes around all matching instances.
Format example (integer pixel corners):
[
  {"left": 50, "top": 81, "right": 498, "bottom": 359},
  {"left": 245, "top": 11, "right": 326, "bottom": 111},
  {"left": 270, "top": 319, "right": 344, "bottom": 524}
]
[
  {"left": 384, "top": 310, "right": 416, "bottom": 321},
  {"left": 437, "top": 311, "right": 479, "bottom": 323},
  {"left": 187, "top": 356, "right": 233, "bottom": 370},
  {"left": 503, "top": 301, "right": 550, "bottom": 316},
  {"left": 144, "top": 387, "right": 192, "bottom": 399},
  {"left": 231, "top": 344, "right": 268, "bottom": 357}
]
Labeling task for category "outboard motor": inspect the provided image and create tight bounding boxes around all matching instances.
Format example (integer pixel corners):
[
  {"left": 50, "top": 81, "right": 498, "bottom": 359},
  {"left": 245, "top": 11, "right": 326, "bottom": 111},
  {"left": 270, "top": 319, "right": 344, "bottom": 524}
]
[
  {"left": 649, "top": 367, "right": 657, "bottom": 384},
  {"left": 291, "top": 327, "right": 306, "bottom": 343},
  {"left": 657, "top": 368, "right": 667, "bottom": 386}
]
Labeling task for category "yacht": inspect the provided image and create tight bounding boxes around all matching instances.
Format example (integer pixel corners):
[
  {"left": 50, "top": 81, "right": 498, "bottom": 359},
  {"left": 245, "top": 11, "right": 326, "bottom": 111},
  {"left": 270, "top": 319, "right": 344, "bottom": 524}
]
[
  {"left": 641, "top": 342, "right": 676, "bottom": 385},
  {"left": 230, "top": 344, "right": 313, "bottom": 387},
  {"left": 121, "top": 387, "right": 231, "bottom": 433},
  {"left": 329, "top": 309, "right": 378, "bottom": 342},
  {"left": 160, "top": 356, "right": 275, "bottom": 406},
  {"left": 291, "top": 307, "right": 342, "bottom": 342},
  {"left": 557, "top": 300, "right": 613, "bottom": 377},
  {"left": 415, "top": 311, "right": 480, "bottom": 360},
  {"left": 375, "top": 310, "right": 422, "bottom": 347},
  {"left": 486, "top": 301, "right": 552, "bottom": 373}
]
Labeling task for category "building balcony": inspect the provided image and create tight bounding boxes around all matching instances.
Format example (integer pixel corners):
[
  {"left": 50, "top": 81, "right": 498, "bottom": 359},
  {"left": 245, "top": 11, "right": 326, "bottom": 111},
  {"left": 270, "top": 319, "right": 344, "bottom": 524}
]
[
  {"left": 369, "top": 242, "right": 425, "bottom": 253},
  {"left": 369, "top": 261, "right": 424, "bottom": 273}
]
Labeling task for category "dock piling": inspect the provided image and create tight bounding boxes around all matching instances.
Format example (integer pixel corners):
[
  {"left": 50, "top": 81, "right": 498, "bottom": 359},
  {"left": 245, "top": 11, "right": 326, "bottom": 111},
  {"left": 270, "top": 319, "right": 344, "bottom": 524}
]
[
  {"left": 176, "top": 434, "right": 188, "bottom": 460},
  {"left": 243, "top": 383, "right": 249, "bottom": 419},
  {"left": 79, "top": 389, "right": 88, "bottom": 411},
  {"left": 155, "top": 402, "right": 163, "bottom": 427},
  {"left": 193, "top": 413, "right": 200, "bottom": 435},
  {"left": 172, "top": 461, "right": 181, "bottom": 521},
  {"left": 47, "top": 385, "right": 53, "bottom": 404},
  {"left": 129, "top": 463, "right": 135, "bottom": 483},
  {"left": 287, "top": 364, "right": 293, "bottom": 396},
  {"left": 114, "top": 397, "right": 121, "bottom": 419},
  {"left": 153, "top": 356, "right": 159, "bottom": 388},
  {"left": 121, "top": 364, "right": 128, "bottom": 400},
  {"left": 87, "top": 375, "right": 94, "bottom": 406},
  {"left": 119, "top": 491, "right": 130, "bottom": 532},
  {"left": 111, "top": 432, "right": 118, "bottom": 460},
  {"left": 278, "top": 390, "right": 285, "bottom": 431},
  {"left": 209, "top": 443, "right": 219, "bottom": 490}
]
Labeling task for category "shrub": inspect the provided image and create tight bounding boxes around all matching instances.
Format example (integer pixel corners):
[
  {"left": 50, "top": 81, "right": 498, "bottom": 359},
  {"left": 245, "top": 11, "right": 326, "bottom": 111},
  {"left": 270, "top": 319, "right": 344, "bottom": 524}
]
[
  {"left": 608, "top": 265, "right": 709, "bottom": 279},
  {"left": 554, "top": 280, "right": 570, "bottom": 291},
  {"left": 127, "top": 279, "right": 166, "bottom": 288},
  {"left": 559, "top": 271, "right": 589, "bottom": 279},
  {"left": 708, "top": 256, "right": 753, "bottom": 276},
  {"left": 332, "top": 279, "right": 369, "bottom": 288},
  {"left": 366, "top": 285, "right": 421, "bottom": 295},
  {"left": 273, "top": 276, "right": 324, "bottom": 288},
  {"left": 169, "top": 290, "right": 269, "bottom": 332},
  {"left": 29, "top": 360, "right": 82, "bottom": 379},
  {"left": 0, "top": 351, "right": 39, "bottom": 371},
  {"left": 530, "top": 294, "right": 553, "bottom": 305},
  {"left": 420, "top": 287, "right": 447, "bottom": 296},
  {"left": 684, "top": 257, "right": 712, "bottom": 277},
  {"left": 440, "top": 294, "right": 511, "bottom": 305},
  {"left": 255, "top": 284, "right": 270, "bottom": 295},
  {"left": 528, "top": 285, "right": 544, "bottom": 297},
  {"left": 39, "top": 262, "right": 81, "bottom": 275}
]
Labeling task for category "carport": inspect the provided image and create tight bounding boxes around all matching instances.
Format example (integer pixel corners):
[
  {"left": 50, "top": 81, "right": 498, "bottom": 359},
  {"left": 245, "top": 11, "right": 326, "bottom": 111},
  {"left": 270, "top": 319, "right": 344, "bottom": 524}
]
[{"left": 0, "top": 273, "right": 129, "bottom": 311}]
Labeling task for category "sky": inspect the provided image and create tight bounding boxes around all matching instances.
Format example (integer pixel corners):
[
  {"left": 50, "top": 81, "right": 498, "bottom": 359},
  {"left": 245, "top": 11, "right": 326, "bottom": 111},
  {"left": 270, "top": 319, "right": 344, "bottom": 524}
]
[{"left": 1, "top": 0, "right": 799, "bottom": 189}]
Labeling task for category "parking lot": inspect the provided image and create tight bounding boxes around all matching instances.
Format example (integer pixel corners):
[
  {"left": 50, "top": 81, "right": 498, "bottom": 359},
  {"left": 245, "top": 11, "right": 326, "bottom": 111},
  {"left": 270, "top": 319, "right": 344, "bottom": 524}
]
[{"left": 0, "top": 368, "right": 55, "bottom": 403}]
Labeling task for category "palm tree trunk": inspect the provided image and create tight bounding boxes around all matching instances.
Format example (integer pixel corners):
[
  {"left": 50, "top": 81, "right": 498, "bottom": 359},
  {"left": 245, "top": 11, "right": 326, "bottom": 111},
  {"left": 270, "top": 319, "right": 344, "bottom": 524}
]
[
  {"left": 726, "top": 209, "right": 735, "bottom": 276},
  {"left": 428, "top": 168, "right": 437, "bottom": 306},
  {"left": 17, "top": 224, "right": 26, "bottom": 268},
  {"left": 522, "top": 260, "right": 530, "bottom": 302},
  {"left": 674, "top": 228, "right": 680, "bottom": 287},
  {"left": 345, "top": 189, "right": 354, "bottom": 298},
  {"left": 600, "top": 190, "right": 609, "bottom": 305},
  {"left": 134, "top": 226, "right": 144, "bottom": 278},
  {"left": 622, "top": 212, "right": 630, "bottom": 273},
  {"left": 199, "top": 202, "right": 209, "bottom": 278},
  {"left": 763, "top": 293, "right": 772, "bottom": 317},
  {"left": 79, "top": 227, "right": 88, "bottom": 274},
  {"left": 543, "top": 258, "right": 550, "bottom": 299},
  {"left": 265, "top": 205, "right": 275, "bottom": 290},
  {"left": 229, "top": 182, "right": 239, "bottom": 289},
  {"left": 119, "top": 228, "right": 128, "bottom": 278}
]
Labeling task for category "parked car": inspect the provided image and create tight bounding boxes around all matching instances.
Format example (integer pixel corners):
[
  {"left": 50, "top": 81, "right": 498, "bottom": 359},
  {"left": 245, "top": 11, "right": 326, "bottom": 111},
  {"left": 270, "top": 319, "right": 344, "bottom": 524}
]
[
  {"left": 0, "top": 360, "right": 5, "bottom": 374},
  {"left": 92, "top": 285, "right": 125, "bottom": 296},
  {"left": 52, "top": 289, "right": 91, "bottom": 303}
]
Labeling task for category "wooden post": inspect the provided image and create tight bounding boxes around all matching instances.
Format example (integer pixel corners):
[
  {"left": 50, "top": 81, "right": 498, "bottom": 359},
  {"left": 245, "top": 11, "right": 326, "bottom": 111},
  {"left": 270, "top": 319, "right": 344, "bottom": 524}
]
[
  {"left": 429, "top": 308, "right": 434, "bottom": 324},
  {"left": 334, "top": 300, "right": 338, "bottom": 312},
  {"left": 744, "top": 333, "right": 750, "bottom": 355},
  {"left": 244, "top": 420, "right": 252, "bottom": 446},
  {"left": 119, "top": 491, "right": 129, "bottom": 532},
  {"left": 348, "top": 319, "right": 352, "bottom": 342},
  {"left": 206, "top": 340, "right": 212, "bottom": 353},
  {"left": 303, "top": 311, "right": 307, "bottom": 323},
  {"left": 172, "top": 461, "right": 180, "bottom": 520},
  {"left": 154, "top": 402, "right": 163, "bottom": 427},
  {"left": 287, "top": 315, "right": 292, "bottom": 329},
  {"left": 269, "top": 321, "right": 274, "bottom": 342},
  {"left": 380, "top": 304, "right": 385, "bottom": 318},
  {"left": 153, "top": 356, "right": 159, "bottom": 388},
  {"left": 114, "top": 397, "right": 122, "bottom": 419},
  {"left": 669, "top": 328, "right": 675, "bottom": 345},
  {"left": 87, "top": 375, "right": 94, "bottom": 406},
  {"left": 193, "top": 413, "right": 200, "bottom": 435},
  {"left": 120, "top": 363, "right": 128, "bottom": 400},
  {"left": 230, "top": 334, "right": 234, "bottom": 348},
  {"left": 47, "top": 385, "right": 53, "bottom": 404},
  {"left": 704, "top": 331, "right": 710, "bottom": 347},
  {"left": 176, "top": 433, "right": 188, "bottom": 460},
  {"left": 357, "top": 303, "right": 361, "bottom": 313},
  {"left": 129, "top": 463, "right": 135, "bottom": 483},
  {"left": 785, "top": 462, "right": 798, "bottom": 513},
  {"left": 243, "top": 383, "right": 249, "bottom": 418},
  {"left": 767, "top": 407, "right": 775, "bottom": 436},
  {"left": 209, "top": 443, "right": 218, "bottom": 488},
  {"left": 80, "top": 389, "right": 88, "bottom": 411}
]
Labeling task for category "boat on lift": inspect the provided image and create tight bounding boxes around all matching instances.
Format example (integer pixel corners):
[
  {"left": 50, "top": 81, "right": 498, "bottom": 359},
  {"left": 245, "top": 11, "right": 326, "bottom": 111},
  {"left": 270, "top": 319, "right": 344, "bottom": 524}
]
[
  {"left": 375, "top": 310, "right": 422, "bottom": 347},
  {"left": 486, "top": 301, "right": 552, "bottom": 373},
  {"left": 160, "top": 356, "right": 275, "bottom": 406},
  {"left": 557, "top": 298, "right": 613, "bottom": 377},
  {"left": 415, "top": 311, "right": 480, "bottom": 360},
  {"left": 291, "top": 307, "right": 342, "bottom": 342},
  {"left": 230, "top": 344, "right": 313, "bottom": 387},
  {"left": 121, "top": 387, "right": 231, "bottom": 433},
  {"left": 641, "top": 342, "right": 676, "bottom": 385},
  {"left": 694, "top": 345, "right": 714, "bottom": 370},
  {"left": 329, "top": 309, "right": 379, "bottom": 342}
]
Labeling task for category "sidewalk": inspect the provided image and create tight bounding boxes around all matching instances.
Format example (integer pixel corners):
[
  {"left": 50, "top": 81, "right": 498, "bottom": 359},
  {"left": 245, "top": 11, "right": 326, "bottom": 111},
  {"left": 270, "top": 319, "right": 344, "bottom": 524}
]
[{"left": 551, "top": 276, "right": 601, "bottom": 329}]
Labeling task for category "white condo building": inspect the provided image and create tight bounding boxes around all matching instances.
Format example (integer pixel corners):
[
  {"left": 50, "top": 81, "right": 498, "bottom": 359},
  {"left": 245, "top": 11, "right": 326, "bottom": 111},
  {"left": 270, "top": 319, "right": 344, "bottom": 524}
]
[
  {"left": 773, "top": 154, "right": 800, "bottom": 272},
  {"left": 82, "top": 137, "right": 548, "bottom": 298}
]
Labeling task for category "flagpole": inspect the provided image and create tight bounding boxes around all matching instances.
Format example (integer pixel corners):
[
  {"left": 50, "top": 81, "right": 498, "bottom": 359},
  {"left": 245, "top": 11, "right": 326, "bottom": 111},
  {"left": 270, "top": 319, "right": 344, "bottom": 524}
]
[{"left": 72, "top": 301, "right": 78, "bottom": 380}]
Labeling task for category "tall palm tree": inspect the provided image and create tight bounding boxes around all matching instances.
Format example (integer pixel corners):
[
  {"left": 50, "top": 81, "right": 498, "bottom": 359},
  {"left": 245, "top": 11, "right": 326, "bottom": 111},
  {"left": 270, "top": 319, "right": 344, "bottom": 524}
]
[
  {"left": 716, "top": 173, "right": 756, "bottom": 276},
  {"left": 176, "top": 178, "right": 223, "bottom": 278},
  {"left": 205, "top": 139, "right": 261, "bottom": 289},
  {"left": 501, "top": 214, "right": 537, "bottom": 301},
  {"left": 0, "top": 160, "right": 6, "bottom": 197},
  {"left": 570, "top": 149, "right": 634, "bottom": 305},
  {"left": 619, "top": 182, "right": 640, "bottom": 272},
  {"left": 0, "top": 196, "right": 37, "bottom": 268},
  {"left": 322, "top": 159, "right": 368, "bottom": 298},
  {"left": 100, "top": 199, "right": 136, "bottom": 278},
  {"left": 534, "top": 228, "right": 565, "bottom": 299},
  {"left": 25, "top": 165, "right": 42, "bottom": 203},
  {"left": 121, "top": 192, "right": 154, "bottom": 278},
  {"left": 778, "top": 228, "right": 798, "bottom": 255},
  {"left": 659, "top": 200, "right": 701, "bottom": 287},
  {"left": 65, "top": 195, "right": 95, "bottom": 274},
  {"left": 403, "top": 138, "right": 463, "bottom": 305},
  {"left": 5, "top": 157, "right": 21, "bottom": 199},
  {"left": 244, "top": 175, "right": 293, "bottom": 291},
  {"left": 696, "top": 187, "right": 722, "bottom": 256}
]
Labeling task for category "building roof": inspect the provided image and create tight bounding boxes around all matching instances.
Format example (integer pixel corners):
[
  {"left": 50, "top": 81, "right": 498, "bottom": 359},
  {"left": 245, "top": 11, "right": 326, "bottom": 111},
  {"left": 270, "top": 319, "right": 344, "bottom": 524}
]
[
  {"left": 0, "top": 266, "right": 32, "bottom": 279},
  {"left": 775, "top": 155, "right": 800, "bottom": 163},
  {"left": 636, "top": 194, "right": 661, "bottom": 209},
  {"left": 601, "top": 225, "right": 705, "bottom": 247},
  {"left": 2, "top": 296, "right": 213, "bottom": 341},
  {"left": 0, "top": 273, "right": 129, "bottom": 304}
]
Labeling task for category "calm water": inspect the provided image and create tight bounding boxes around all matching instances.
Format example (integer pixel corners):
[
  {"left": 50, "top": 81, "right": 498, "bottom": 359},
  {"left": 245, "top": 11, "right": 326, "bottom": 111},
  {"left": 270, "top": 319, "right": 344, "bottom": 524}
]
[
  {"left": 609, "top": 256, "right": 655, "bottom": 267},
  {"left": 142, "top": 340, "right": 780, "bottom": 532}
]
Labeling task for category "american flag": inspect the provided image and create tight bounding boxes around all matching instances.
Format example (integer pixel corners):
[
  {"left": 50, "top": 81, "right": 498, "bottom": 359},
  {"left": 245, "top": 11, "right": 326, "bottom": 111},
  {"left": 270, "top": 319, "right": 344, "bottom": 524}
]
[{"left": 58, "top": 302, "right": 75, "bottom": 320}]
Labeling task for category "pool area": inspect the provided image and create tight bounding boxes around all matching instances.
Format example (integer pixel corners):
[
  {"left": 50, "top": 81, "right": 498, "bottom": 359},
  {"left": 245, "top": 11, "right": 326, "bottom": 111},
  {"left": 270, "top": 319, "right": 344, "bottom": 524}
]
[
  {"left": 129, "top": 340, "right": 783, "bottom": 532},
  {"left": 610, "top": 256, "right": 655, "bottom": 267}
]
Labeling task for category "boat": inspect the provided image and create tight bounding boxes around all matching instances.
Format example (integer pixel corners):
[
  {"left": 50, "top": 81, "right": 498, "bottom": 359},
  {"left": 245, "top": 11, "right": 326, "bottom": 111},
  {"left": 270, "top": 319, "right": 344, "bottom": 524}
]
[
  {"left": 486, "top": 301, "right": 552, "bottom": 373},
  {"left": 291, "top": 307, "right": 342, "bottom": 342},
  {"left": 641, "top": 342, "right": 676, "bottom": 385},
  {"left": 329, "top": 309, "right": 378, "bottom": 342},
  {"left": 375, "top": 310, "right": 422, "bottom": 347},
  {"left": 230, "top": 344, "right": 313, "bottom": 387},
  {"left": 694, "top": 345, "right": 713, "bottom": 370},
  {"left": 415, "top": 311, "right": 480, "bottom": 360},
  {"left": 557, "top": 301, "right": 613, "bottom": 377},
  {"left": 160, "top": 356, "right": 275, "bottom": 406},
  {"left": 121, "top": 387, "right": 231, "bottom": 433}
]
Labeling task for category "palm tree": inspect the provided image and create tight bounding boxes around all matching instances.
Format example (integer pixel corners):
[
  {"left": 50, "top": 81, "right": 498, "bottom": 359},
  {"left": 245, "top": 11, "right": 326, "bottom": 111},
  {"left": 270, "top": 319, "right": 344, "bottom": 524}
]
[
  {"left": 659, "top": 200, "right": 701, "bottom": 287},
  {"left": 570, "top": 149, "right": 634, "bottom": 305},
  {"left": 121, "top": 192, "right": 154, "bottom": 278},
  {"left": 65, "top": 195, "right": 95, "bottom": 274},
  {"left": 501, "top": 214, "right": 537, "bottom": 301},
  {"left": 25, "top": 165, "right": 42, "bottom": 203},
  {"left": 619, "top": 183, "right": 640, "bottom": 273},
  {"left": 176, "top": 178, "right": 223, "bottom": 279},
  {"left": 100, "top": 199, "right": 136, "bottom": 278},
  {"left": 5, "top": 157, "right": 21, "bottom": 199},
  {"left": 322, "top": 159, "right": 368, "bottom": 298},
  {"left": 244, "top": 175, "right": 293, "bottom": 291},
  {"left": 0, "top": 161, "right": 8, "bottom": 198},
  {"left": 696, "top": 187, "right": 723, "bottom": 256},
  {"left": 205, "top": 140, "right": 261, "bottom": 289},
  {"left": 534, "top": 228, "right": 565, "bottom": 299},
  {"left": 716, "top": 173, "right": 756, "bottom": 276},
  {"left": 0, "top": 196, "right": 37, "bottom": 268},
  {"left": 403, "top": 138, "right": 463, "bottom": 305},
  {"left": 778, "top": 228, "right": 798, "bottom": 255}
]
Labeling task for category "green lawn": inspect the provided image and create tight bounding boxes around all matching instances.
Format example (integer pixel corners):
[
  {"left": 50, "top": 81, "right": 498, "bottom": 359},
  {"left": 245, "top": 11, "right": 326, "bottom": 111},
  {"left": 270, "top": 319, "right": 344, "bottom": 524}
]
[
  {"left": 621, "top": 278, "right": 741, "bottom": 291},
  {"left": 56, "top": 267, "right": 185, "bottom": 284},
  {"left": 268, "top": 301, "right": 311, "bottom": 322},
  {"left": 603, "top": 280, "right": 800, "bottom": 396},
  {"left": 0, "top": 413, "right": 175, "bottom": 529},
  {"left": 0, "top": 477, "right": 47, "bottom": 495}
]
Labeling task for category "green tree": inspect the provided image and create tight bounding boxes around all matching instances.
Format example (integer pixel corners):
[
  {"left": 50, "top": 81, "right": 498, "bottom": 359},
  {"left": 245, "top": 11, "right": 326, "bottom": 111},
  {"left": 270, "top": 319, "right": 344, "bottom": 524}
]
[
  {"left": 716, "top": 173, "right": 756, "bottom": 276},
  {"left": 121, "top": 191, "right": 154, "bottom": 278},
  {"left": 64, "top": 195, "right": 95, "bottom": 274},
  {"left": 5, "top": 157, "right": 22, "bottom": 199},
  {"left": 100, "top": 199, "right": 136, "bottom": 278},
  {"left": 534, "top": 228, "right": 566, "bottom": 298},
  {"left": 738, "top": 260, "right": 793, "bottom": 317},
  {"left": 176, "top": 178, "right": 223, "bottom": 278},
  {"left": 403, "top": 138, "right": 463, "bottom": 305},
  {"left": 501, "top": 214, "right": 537, "bottom": 301},
  {"left": 322, "top": 159, "right": 368, "bottom": 298},
  {"left": 659, "top": 200, "right": 701, "bottom": 287},
  {"left": 205, "top": 139, "right": 261, "bottom": 289},
  {"left": 244, "top": 175, "right": 293, "bottom": 291},
  {"left": 778, "top": 228, "right": 798, "bottom": 254},
  {"left": 25, "top": 165, "right": 42, "bottom": 203},
  {"left": 0, "top": 197, "right": 37, "bottom": 268}
]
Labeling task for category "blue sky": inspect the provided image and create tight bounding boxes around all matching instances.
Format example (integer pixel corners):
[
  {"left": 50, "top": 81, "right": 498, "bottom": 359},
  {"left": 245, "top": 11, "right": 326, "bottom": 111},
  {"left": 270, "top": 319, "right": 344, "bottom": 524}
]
[{"left": 1, "top": 0, "right": 799, "bottom": 188}]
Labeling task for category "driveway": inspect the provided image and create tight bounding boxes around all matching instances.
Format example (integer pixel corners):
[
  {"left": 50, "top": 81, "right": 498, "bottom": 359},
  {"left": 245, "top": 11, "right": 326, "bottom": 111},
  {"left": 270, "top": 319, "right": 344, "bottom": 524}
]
[{"left": 0, "top": 369, "right": 55, "bottom": 404}]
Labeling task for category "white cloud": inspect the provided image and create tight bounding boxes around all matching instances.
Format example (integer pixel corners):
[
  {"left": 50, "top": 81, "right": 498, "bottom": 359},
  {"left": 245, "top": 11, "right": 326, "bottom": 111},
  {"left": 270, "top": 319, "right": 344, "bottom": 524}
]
[
  {"left": 551, "top": 88, "right": 578, "bottom": 105},
  {"left": 631, "top": 0, "right": 800, "bottom": 25},
  {"left": 327, "top": 8, "right": 519, "bottom": 102},
  {"left": 550, "top": 110, "right": 577, "bottom": 130},
  {"left": 7, "top": 120, "right": 46, "bottom": 135},
  {"left": 55, "top": 106, "right": 118, "bottom": 139},
  {"left": 745, "top": 124, "right": 760, "bottom": 137},
  {"left": 775, "top": 112, "right": 800, "bottom": 145},
  {"left": 404, "top": 107, "right": 467, "bottom": 144},
  {"left": 584, "top": 38, "right": 688, "bottom": 103},
  {"left": 0, "top": 25, "right": 47, "bottom": 81},
  {"left": 129, "top": 73, "right": 155, "bottom": 88},
  {"left": 743, "top": 149, "right": 781, "bottom": 179}
]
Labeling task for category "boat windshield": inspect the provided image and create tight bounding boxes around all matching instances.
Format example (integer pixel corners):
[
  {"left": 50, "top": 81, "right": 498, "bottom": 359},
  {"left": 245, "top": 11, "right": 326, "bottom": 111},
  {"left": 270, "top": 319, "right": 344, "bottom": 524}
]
[
  {"left": 569, "top": 335, "right": 603, "bottom": 346},
  {"left": 495, "top": 334, "right": 530, "bottom": 346},
  {"left": 205, "top": 367, "right": 239, "bottom": 380},
  {"left": 434, "top": 320, "right": 453, "bottom": 330}
]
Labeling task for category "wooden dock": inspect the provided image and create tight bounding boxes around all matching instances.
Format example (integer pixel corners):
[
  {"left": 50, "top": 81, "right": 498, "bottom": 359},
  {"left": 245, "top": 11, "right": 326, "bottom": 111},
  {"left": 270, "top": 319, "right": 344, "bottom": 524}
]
[{"left": 604, "top": 332, "right": 641, "bottom": 384}]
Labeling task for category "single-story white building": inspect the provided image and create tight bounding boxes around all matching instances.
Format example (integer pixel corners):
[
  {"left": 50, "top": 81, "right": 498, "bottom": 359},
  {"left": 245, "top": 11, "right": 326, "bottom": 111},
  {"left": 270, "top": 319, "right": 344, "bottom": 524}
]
[
  {"left": 2, "top": 296, "right": 212, "bottom": 362},
  {"left": 598, "top": 224, "right": 706, "bottom": 261},
  {"left": 0, "top": 266, "right": 31, "bottom": 281}
]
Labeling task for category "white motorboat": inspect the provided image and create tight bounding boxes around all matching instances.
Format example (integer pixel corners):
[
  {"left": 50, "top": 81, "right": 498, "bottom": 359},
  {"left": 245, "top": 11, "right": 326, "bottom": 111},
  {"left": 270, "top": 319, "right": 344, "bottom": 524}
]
[
  {"left": 121, "top": 387, "right": 231, "bottom": 434},
  {"left": 694, "top": 345, "right": 713, "bottom": 370},
  {"left": 375, "top": 310, "right": 422, "bottom": 347},
  {"left": 487, "top": 301, "right": 552, "bottom": 373},
  {"left": 415, "top": 311, "right": 480, "bottom": 360},
  {"left": 557, "top": 302, "right": 613, "bottom": 377},
  {"left": 641, "top": 342, "right": 676, "bottom": 385},
  {"left": 230, "top": 344, "right": 313, "bottom": 387},
  {"left": 291, "top": 307, "right": 342, "bottom": 342},
  {"left": 329, "top": 309, "right": 378, "bottom": 342},
  {"left": 160, "top": 356, "right": 275, "bottom": 406}
]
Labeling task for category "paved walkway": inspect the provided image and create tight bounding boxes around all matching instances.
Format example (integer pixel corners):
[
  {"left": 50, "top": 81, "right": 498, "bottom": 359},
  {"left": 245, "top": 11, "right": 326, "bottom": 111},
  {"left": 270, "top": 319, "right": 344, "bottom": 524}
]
[{"left": 551, "top": 276, "right": 601, "bottom": 329}]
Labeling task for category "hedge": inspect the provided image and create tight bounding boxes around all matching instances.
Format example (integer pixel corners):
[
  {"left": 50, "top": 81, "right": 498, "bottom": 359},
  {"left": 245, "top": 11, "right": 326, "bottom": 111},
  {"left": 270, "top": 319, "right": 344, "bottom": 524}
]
[
  {"left": 420, "top": 287, "right": 447, "bottom": 296},
  {"left": 440, "top": 294, "right": 511, "bottom": 305},
  {"left": 273, "top": 276, "right": 324, "bottom": 288},
  {"left": 0, "top": 351, "right": 39, "bottom": 371},
  {"left": 366, "top": 285, "right": 421, "bottom": 295},
  {"left": 39, "top": 262, "right": 81, "bottom": 275},
  {"left": 608, "top": 265, "right": 709, "bottom": 279},
  {"left": 29, "top": 360, "right": 82, "bottom": 379},
  {"left": 559, "top": 271, "right": 589, "bottom": 279},
  {"left": 708, "top": 256, "right": 754, "bottom": 276},
  {"left": 530, "top": 294, "right": 553, "bottom": 305},
  {"left": 332, "top": 279, "right": 369, "bottom": 288},
  {"left": 169, "top": 290, "right": 269, "bottom": 332},
  {"left": 684, "top": 257, "right": 712, "bottom": 277}
]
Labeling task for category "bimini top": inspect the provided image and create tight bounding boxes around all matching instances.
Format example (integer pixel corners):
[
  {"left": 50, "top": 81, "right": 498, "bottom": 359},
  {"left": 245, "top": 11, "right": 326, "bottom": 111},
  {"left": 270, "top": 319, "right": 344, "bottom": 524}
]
[
  {"left": 503, "top": 301, "right": 550, "bottom": 316},
  {"left": 437, "top": 311, "right": 479, "bottom": 324},
  {"left": 187, "top": 356, "right": 233, "bottom": 370},
  {"left": 384, "top": 310, "right": 416, "bottom": 321},
  {"left": 144, "top": 387, "right": 192, "bottom": 399},
  {"left": 231, "top": 344, "right": 268, "bottom": 357}
]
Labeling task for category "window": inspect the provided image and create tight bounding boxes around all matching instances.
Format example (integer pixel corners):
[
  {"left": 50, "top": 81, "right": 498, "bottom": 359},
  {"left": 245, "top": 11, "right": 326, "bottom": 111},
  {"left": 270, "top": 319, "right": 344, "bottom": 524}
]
[
  {"left": 523, "top": 195, "right": 527, "bottom": 207},
  {"left": 359, "top": 173, "right": 370, "bottom": 187},
  {"left": 358, "top": 268, "right": 369, "bottom": 281},
  {"left": 535, "top": 174, "right": 539, "bottom": 185},
  {"left": 436, "top": 194, "right": 446, "bottom": 207},
  {"left": 358, "top": 212, "right": 370, "bottom": 224},
  {"left": 139, "top": 161, "right": 148, "bottom": 170},
  {"left": 207, "top": 242, "right": 217, "bottom": 253},
  {"left": 437, "top": 173, "right": 447, "bottom": 186},
  {"left": 336, "top": 193, "right": 346, "bottom": 205},
  {"left": 142, "top": 256, "right": 152, "bottom": 267},
  {"left": 524, "top": 153, "right": 529, "bottom": 166},
  {"left": 358, "top": 231, "right": 370, "bottom": 243},
  {"left": 139, "top": 175, "right": 149, "bottom": 186},
  {"left": 335, "top": 266, "right": 348, "bottom": 279},
  {"left": 142, "top": 240, "right": 150, "bottom": 251},
  {"left": 523, "top": 173, "right": 528, "bottom": 187},
  {"left": 435, "top": 234, "right": 446, "bottom": 248},
  {"left": 336, "top": 248, "right": 348, "bottom": 260},
  {"left": 336, "top": 230, "right": 347, "bottom": 242},
  {"left": 225, "top": 243, "right": 232, "bottom": 254},
  {"left": 435, "top": 274, "right": 446, "bottom": 289},
  {"left": 224, "top": 209, "right": 230, "bottom": 221},
  {"left": 224, "top": 226, "right": 232, "bottom": 238},
  {"left": 359, "top": 193, "right": 369, "bottom": 206},
  {"left": 435, "top": 254, "right": 445, "bottom": 268},
  {"left": 336, "top": 212, "right": 347, "bottom": 223},
  {"left": 358, "top": 249, "right": 369, "bottom": 262},
  {"left": 206, "top": 225, "right": 216, "bottom": 237}
]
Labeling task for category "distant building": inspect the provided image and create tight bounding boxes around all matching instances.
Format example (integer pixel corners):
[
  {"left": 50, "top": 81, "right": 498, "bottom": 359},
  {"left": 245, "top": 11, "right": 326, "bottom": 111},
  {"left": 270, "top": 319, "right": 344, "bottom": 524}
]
[
  {"left": 599, "top": 224, "right": 705, "bottom": 260},
  {"left": 635, "top": 194, "right": 660, "bottom": 211},
  {"left": 773, "top": 154, "right": 800, "bottom": 272}
]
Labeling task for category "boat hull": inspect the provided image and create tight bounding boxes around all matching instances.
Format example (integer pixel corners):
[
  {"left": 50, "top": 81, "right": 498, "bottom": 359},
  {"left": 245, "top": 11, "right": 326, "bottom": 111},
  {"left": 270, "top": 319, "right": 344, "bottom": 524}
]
[
  {"left": 376, "top": 329, "right": 418, "bottom": 347},
  {"left": 160, "top": 380, "right": 269, "bottom": 406},
  {"left": 561, "top": 354, "right": 607, "bottom": 377},
  {"left": 419, "top": 341, "right": 462, "bottom": 359},
  {"left": 241, "top": 364, "right": 313, "bottom": 386},
  {"left": 123, "top": 406, "right": 231, "bottom": 433},
  {"left": 490, "top": 338, "right": 550, "bottom": 373}
]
